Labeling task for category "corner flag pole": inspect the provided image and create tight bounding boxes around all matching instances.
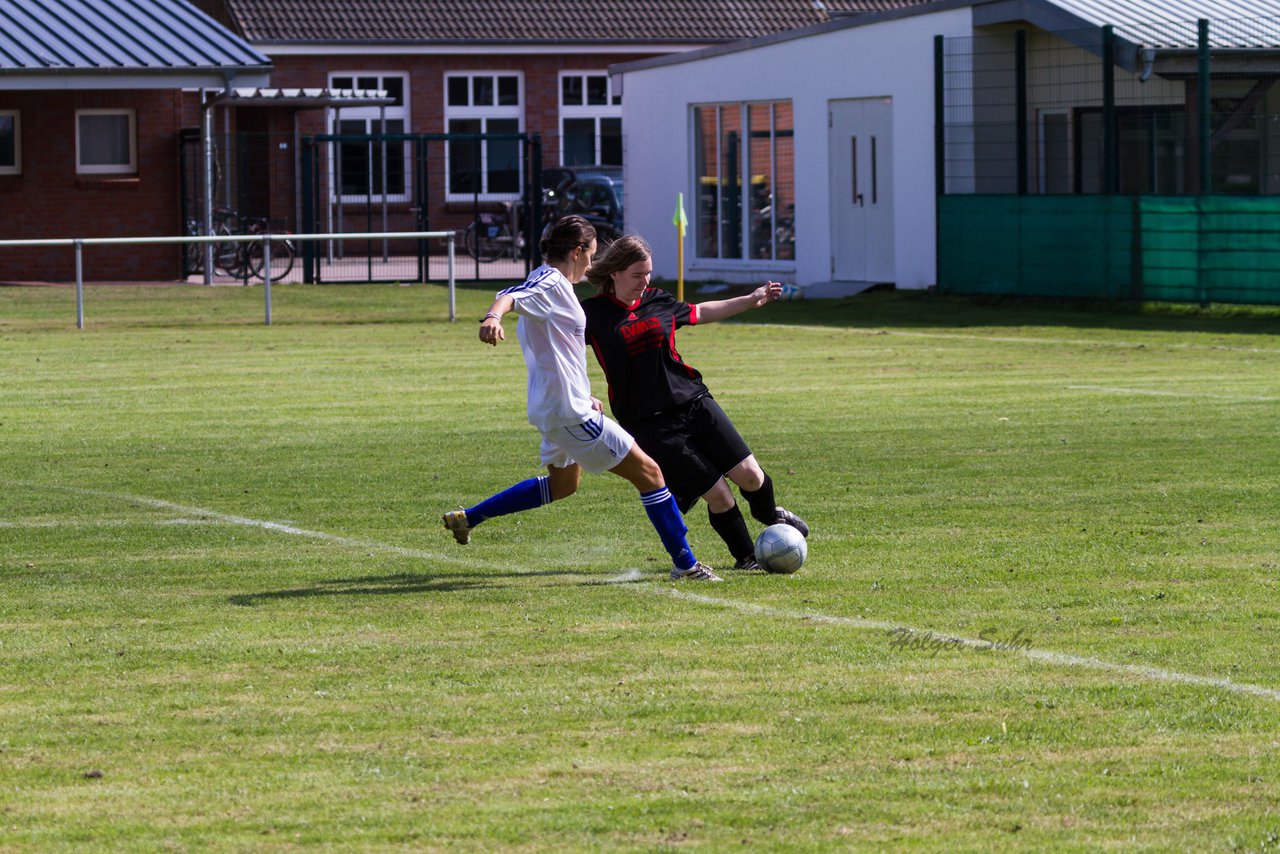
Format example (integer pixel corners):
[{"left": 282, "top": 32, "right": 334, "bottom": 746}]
[{"left": 673, "top": 192, "right": 688, "bottom": 302}]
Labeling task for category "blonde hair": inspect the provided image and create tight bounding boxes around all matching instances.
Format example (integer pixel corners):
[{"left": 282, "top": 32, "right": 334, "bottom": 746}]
[{"left": 585, "top": 234, "right": 652, "bottom": 294}]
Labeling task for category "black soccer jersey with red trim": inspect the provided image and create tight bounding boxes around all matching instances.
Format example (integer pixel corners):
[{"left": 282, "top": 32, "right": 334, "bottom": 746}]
[{"left": 582, "top": 287, "right": 706, "bottom": 424}]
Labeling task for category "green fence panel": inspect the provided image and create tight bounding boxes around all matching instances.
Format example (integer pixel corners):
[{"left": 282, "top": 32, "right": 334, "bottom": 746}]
[
  {"left": 939, "top": 196, "right": 1131, "bottom": 300},
  {"left": 940, "top": 195, "right": 1280, "bottom": 305}
]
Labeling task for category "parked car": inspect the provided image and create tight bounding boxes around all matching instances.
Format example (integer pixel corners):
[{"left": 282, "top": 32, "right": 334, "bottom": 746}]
[{"left": 540, "top": 165, "right": 624, "bottom": 245}]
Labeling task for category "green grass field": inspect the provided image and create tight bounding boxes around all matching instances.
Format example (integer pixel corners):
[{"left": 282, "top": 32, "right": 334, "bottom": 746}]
[{"left": 2, "top": 283, "right": 1279, "bottom": 851}]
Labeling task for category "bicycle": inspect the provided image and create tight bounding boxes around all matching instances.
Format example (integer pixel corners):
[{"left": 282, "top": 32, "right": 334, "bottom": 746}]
[
  {"left": 186, "top": 208, "right": 296, "bottom": 282},
  {"left": 463, "top": 206, "right": 523, "bottom": 263}
]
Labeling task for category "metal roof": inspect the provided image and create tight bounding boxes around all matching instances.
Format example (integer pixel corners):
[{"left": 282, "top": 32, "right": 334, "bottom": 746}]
[
  {"left": 0, "top": 0, "right": 271, "bottom": 86},
  {"left": 994, "top": 0, "right": 1280, "bottom": 50},
  {"left": 616, "top": 0, "right": 1280, "bottom": 75}
]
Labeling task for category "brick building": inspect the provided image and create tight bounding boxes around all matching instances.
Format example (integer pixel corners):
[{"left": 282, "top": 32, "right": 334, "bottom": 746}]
[
  {"left": 0, "top": 0, "right": 270, "bottom": 282},
  {"left": 189, "top": 0, "right": 913, "bottom": 265}
]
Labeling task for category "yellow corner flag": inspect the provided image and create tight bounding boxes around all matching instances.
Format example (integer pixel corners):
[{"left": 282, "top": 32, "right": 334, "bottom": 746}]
[{"left": 673, "top": 192, "right": 688, "bottom": 301}]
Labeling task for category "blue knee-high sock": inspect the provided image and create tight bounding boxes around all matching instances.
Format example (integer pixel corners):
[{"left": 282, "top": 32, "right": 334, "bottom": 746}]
[
  {"left": 466, "top": 476, "right": 551, "bottom": 526},
  {"left": 641, "top": 487, "right": 697, "bottom": 570}
]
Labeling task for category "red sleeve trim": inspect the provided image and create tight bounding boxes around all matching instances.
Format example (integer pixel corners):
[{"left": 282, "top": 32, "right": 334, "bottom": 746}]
[{"left": 688, "top": 303, "right": 699, "bottom": 325}]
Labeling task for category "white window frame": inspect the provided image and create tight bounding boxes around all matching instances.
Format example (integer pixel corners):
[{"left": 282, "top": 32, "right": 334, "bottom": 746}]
[
  {"left": 0, "top": 110, "right": 19, "bottom": 175},
  {"left": 444, "top": 71, "right": 524, "bottom": 201},
  {"left": 690, "top": 100, "right": 795, "bottom": 265},
  {"left": 327, "top": 71, "right": 412, "bottom": 204},
  {"left": 558, "top": 71, "right": 622, "bottom": 167},
  {"left": 75, "top": 108, "right": 136, "bottom": 175}
]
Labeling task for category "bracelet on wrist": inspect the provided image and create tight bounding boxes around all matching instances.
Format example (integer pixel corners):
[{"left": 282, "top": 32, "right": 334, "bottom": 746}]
[{"left": 481, "top": 313, "right": 500, "bottom": 323}]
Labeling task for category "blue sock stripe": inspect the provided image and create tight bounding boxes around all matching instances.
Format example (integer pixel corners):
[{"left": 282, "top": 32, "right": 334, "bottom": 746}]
[{"left": 537, "top": 476, "right": 551, "bottom": 504}]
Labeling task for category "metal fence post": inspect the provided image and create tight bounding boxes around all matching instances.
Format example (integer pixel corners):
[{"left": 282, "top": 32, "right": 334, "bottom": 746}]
[
  {"left": 263, "top": 235, "right": 272, "bottom": 325},
  {"left": 1198, "top": 19, "right": 1211, "bottom": 194},
  {"left": 74, "top": 239, "right": 84, "bottom": 329},
  {"left": 1015, "top": 30, "right": 1028, "bottom": 196},
  {"left": 1102, "top": 25, "right": 1117, "bottom": 195},
  {"left": 447, "top": 232, "right": 456, "bottom": 322},
  {"left": 934, "top": 35, "right": 945, "bottom": 199}
]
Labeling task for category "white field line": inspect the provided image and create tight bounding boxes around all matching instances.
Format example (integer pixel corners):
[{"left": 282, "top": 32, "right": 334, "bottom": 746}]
[
  {"left": 647, "top": 589, "right": 1280, "bottom": 703},
  {"left": 733, "top": 322, "right": 1280, "bottom": 355},
  {"left": 1067, "top": 384, "right": 1279, "bottom": 402},
  {"left": 10, "top": 479, "right": 1280, "bottom": 704},
  {"left": 4, "top": 480, "right": 492, "bottom": 570}
]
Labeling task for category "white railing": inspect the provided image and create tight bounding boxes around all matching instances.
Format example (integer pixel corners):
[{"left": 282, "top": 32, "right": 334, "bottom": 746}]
[{"left": 0, "top": 230, "right": 457, "bottom": 328}]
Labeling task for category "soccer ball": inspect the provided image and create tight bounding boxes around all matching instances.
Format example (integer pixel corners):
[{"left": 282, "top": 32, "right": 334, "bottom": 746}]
[{"left": 755, "top": 523, "right": 807, "bottom": 574}]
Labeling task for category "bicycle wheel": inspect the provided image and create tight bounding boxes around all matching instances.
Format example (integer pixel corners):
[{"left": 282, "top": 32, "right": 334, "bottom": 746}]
[
  {"left": 213, "top": 226, "right": 244, "bottom": 278},
  {"left": 247, "top": 238, "right": 296, "bottom": 282},
  {"left": 465, "top": 221, "right": 508, "bottom": 263},
  {"left": 184, "top": 225, "right": 204, "bottom": 275}
]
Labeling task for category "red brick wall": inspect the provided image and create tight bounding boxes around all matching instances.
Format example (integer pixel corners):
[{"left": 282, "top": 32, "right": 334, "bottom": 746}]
[
  {"left": 267, "top": 52, "right": 652, "bottom": 234},
  {"left": 0, "top": 89, "right": 185, "bottom": 282}
]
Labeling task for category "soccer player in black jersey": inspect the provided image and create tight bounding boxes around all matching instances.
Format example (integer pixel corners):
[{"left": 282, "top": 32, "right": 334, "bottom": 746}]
[{"left": 582, "top": 235, "right": 809, "bottom": 570}]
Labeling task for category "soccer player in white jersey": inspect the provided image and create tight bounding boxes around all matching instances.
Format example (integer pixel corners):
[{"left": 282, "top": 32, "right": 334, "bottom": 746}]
[{"left": 442, "top": 216, "right": 721, "bottom": 581}]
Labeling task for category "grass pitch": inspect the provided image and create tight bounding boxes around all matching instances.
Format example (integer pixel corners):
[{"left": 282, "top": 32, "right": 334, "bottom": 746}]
[{"left": 2, "top": 283, "right": 1279, "bottom": 851}]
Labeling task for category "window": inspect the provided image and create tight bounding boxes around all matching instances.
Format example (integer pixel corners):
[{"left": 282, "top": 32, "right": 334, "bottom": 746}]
[
  {"left": 328, "top": 72, "right": 411, "bottom": 202},
  {"left": 0, "top": 110, "right": 18, "bottom": 174},
  {"left": 445, "top": 72, "right": 523, "bottom": 199},
  {"left": 693, "top": 101, "right": 794, "bottom": 261},
  {"left": 559, "top": 72, "right": 622, "bottom": 167},
  {"left": 76, "top": 109, "right": 135, "bottom": 174}
]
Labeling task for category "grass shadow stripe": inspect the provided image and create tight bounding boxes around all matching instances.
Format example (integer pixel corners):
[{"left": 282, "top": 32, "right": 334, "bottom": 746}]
[
  {"left": 1067, "top": 384, "right": 1279, "bottom": 402},
  {"left": 737, "top": 322, "right": 1280, "bottom": 355}
]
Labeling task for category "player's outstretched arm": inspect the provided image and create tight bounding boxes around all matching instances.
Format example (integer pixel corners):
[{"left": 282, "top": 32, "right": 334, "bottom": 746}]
[
  {"left": 695, "top": 281, "right": 783, "bottom": 324},
  {"left": 479, "top": 294, "right": 516, "bottom": 345}
]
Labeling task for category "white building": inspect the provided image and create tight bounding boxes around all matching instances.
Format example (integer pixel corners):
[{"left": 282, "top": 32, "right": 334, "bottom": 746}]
[{"left": 611, "top": 0, "right": 1280, "bottom": 296}]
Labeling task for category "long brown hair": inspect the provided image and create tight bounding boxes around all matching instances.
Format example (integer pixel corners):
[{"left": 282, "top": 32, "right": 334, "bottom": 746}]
[
  {"left": 585, "top": 234, "right": 651, "bottom": 294},
  {"left": 540, "top": 215, "right": 597, "bottom": 262}
]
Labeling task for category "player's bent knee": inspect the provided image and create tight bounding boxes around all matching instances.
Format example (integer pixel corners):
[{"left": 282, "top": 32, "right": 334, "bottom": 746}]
[
  {"left": 549, "top": 480, "right": 578, "bottom": 501},
  {"left": 547, "top": 466, "right": 580, "bottom": 501},
  {"left": 729, "top": 456, "right": 766, "bottom": 491}
]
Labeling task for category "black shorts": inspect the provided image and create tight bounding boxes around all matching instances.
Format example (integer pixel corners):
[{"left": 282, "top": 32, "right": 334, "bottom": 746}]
[{"left": 624, "top": 395, "right": 752, "bottom": 514}]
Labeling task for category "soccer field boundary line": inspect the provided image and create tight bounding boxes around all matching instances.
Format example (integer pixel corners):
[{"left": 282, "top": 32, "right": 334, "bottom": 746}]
[
  {"left": 643, "top": 589, "right": 1280, "bottom": 704},
  {"left": 4, "top": 480, "right": 505, "bottom": 572},
  {"left": 12, "top": 479, "right": 1280, "bottom": 704},
  {"left": 1067, "top": 384, "right": 1279, "bottom": 402},
  {"left": 731, "top": 322, "right": 1280, "bottom": 355}
]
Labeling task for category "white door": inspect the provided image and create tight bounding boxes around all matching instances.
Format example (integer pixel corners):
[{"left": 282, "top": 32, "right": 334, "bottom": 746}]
[{"left": 829, "top": 98, "right": 894, "bottom": 282}]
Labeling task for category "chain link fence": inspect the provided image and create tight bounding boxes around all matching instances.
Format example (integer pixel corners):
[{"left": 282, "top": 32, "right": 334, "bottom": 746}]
[{"left": 936, "top": 15, "right": 1280, "bottom": 304}]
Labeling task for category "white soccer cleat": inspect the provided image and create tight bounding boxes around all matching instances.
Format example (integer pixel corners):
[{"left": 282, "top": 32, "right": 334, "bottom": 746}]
[
  {"left": 442, "top": 509, "right": 472, "bottom": 545},
  {"left": 670, "top": 561, "right": 723, "bottom": 582}
]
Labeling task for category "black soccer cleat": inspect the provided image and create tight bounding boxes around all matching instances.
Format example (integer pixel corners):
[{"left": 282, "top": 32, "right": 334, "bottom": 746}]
[
  {"left": 733, "top": 554, "right": 761, "bottom": 571},
  {"left": 773, "top": 507, "right": 809, "bottom": 538}
]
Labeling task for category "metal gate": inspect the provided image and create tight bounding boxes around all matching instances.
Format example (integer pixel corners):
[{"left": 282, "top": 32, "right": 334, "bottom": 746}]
[{"left": 300, "top": 131, "right": 545, "bottom": 284}]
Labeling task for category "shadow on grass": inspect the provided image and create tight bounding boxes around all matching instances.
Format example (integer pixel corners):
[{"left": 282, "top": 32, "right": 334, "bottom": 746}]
[{"left": 229, "top": 568, "right": 603, "bottom": 606}]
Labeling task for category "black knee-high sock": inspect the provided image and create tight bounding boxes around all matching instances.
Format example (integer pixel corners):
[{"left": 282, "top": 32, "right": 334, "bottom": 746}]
[
  {"left": 740, "top": 473, "right": 776, "bottom": 526},
  {"left": 708, "top": 503, "right": 755, "bottom": 561}
]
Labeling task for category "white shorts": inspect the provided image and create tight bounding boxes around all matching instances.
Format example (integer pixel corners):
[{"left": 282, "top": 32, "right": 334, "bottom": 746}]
[{"left": 539, "top": 411, "right": 635, "bottom": 474}]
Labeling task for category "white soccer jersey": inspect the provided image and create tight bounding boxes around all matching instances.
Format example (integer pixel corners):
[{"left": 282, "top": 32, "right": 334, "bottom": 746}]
[{"left": 499, "top": 264, "right": 596, "bottom": 432}]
